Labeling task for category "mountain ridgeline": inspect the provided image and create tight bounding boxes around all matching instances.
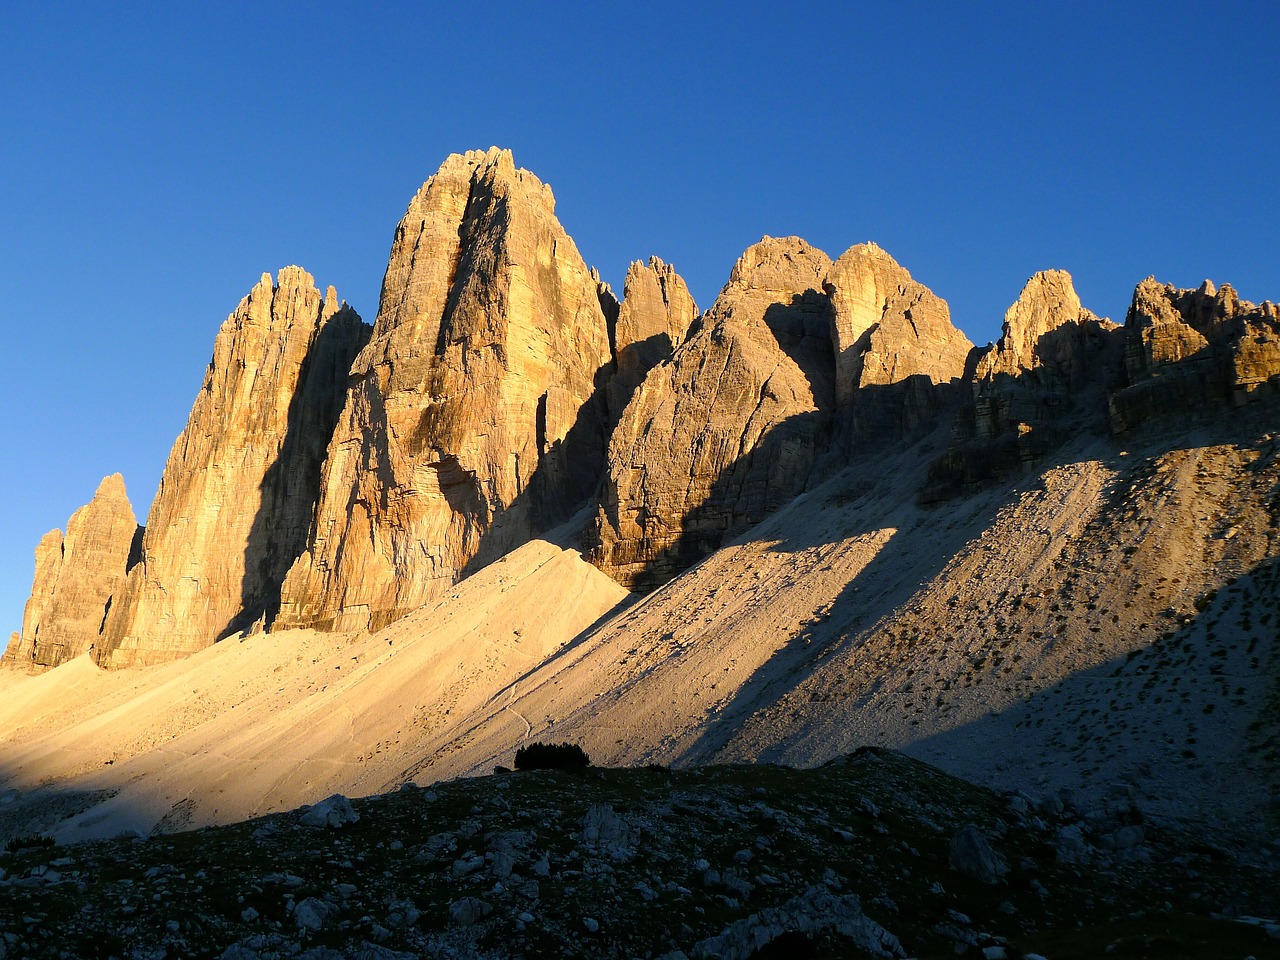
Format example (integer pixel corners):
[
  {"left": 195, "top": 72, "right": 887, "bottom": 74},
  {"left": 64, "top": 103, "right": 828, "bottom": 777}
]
[{"left": 6, "top": 147, "right": 1280, "bottom": 673}]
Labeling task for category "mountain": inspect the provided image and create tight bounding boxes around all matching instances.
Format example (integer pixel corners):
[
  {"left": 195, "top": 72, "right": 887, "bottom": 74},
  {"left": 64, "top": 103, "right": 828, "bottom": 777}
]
[
  {"left": 3, "top": 148, "right": 1278, "bottom": 867},
  {"left": 276, "top": 148, "right": 615, "bottom": 633},
  {"left": 2, "top": 474, "right": 140, "bottom": 670},
  {"left": 96, "top": 268, "right": 368, "bottom": 668},
  {"left": 587, "top": 236, "right": 836, "bottom": 590}
]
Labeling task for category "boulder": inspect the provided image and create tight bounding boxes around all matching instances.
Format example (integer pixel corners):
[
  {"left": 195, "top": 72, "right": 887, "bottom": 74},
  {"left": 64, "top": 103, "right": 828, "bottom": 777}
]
[
  {"left": 947, "top": 824, "right": 1007, "bottom": 884},
  {"left": 298, "top": 794, "right": 360, "bottom": 830}
]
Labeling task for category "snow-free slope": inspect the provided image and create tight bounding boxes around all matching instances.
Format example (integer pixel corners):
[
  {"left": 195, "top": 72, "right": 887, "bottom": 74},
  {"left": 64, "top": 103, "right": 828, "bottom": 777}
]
[
  {"left": 0, "top": 537, "right": 628, "bottom": 842},
  {"left": 439, "top": 412, "right": 1280, "bottom": 832}
]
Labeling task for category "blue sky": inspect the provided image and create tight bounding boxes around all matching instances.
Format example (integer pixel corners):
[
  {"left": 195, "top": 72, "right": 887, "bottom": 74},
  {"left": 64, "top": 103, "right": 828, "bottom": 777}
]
[{"left": 1, "top": 2, "right": 1277, "bottom": 634}]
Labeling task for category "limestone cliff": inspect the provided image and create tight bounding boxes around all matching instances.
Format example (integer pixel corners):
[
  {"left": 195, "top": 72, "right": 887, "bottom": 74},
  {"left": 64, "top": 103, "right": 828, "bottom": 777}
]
[
  {"left": 276, "top": 148, "right": 614, "bottom": 632},
  {"left": 2, "top": 475, "right": 140, "bottom": 670},
  {"left": 97, "top": 268, "right": 368, "bottom": 667},
  {"left": 823, "top": 243, "right": 973, "bottom": 435},
  {"left": 1110, "top": 277, "right": 1280, "bottom": 431},
  {"left": 606, "top": 257, "right": 698, "bottom": 420},
  {"left": 972, "top": 270, "right": 1121, "bottom": 438},
  {"left": 586, "top": 237, "right": 835, "bottom": 591}
]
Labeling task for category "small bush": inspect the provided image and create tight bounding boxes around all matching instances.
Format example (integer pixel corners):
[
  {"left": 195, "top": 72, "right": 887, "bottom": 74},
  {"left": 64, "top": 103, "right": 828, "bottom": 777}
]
[
  {"left": 513, "top": 741, "right": 590, "bottom": 771},
  {"left": 4, "top": 833, "right": 55, "bottom": 854}
]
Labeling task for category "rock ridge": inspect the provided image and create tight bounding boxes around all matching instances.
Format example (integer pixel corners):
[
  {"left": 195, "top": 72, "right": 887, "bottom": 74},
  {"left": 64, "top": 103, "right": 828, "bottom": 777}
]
[{"left": 1110, "top": 276, "right": 1280, "bottom": 430}]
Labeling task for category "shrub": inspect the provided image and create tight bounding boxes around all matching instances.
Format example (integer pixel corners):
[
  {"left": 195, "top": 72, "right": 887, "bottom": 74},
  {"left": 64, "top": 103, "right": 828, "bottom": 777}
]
[
  {"left": 513, "top": 741, "right": 590, "bottom": 771},
  {"left": 4, "top": 833, "right": 54, "bottom": 854}
]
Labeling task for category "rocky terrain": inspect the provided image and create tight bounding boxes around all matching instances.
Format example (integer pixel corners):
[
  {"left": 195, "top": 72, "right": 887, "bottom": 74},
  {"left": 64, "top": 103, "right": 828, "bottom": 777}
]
[
  {"left": 3, "top": 147, "right": 1280, "bottom": 956},
  {"left": 0, "top": 751, "right": 1275, "bottom": 960}
]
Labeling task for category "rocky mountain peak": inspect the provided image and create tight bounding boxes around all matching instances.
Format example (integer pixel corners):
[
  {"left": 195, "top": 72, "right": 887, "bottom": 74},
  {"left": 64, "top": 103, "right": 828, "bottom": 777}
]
[
  {"left": 725, "top": 236, "right": 830, "bottom": 297},
  {"left": 606, "top": 256, "right": 699, "bottom": 421},
  {"left": 974, "top": 269, "right": 1116, "bottom": 388},
  {"left": 276, "top": 148, "right": 613, "bottom": 632},
  {"left": 3, "top": 473, "right": 140, "bottom": 670},
  {"left": 1111, "top": 275, "right": 1280, "bottom": 430},
  {"left": 587, "top": 237, "right": 835, "bottom": 590},
  {"left": 96, "top": 268, "right": 369, "bottom": 667},
  {"left": 823, "top": 243, "right": 973, "bottom": 437}
]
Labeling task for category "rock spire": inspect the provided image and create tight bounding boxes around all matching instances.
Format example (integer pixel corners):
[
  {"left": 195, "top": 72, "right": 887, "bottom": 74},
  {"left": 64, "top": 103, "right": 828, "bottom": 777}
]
[
  {"left": 586, "top": 237, "right": 835, "bottom": 590},
  {"left": 97, "top": 268, "right": 368, "bottom": 667},
  {"left": 823, "top": 243, "right": 973, "bottom": 435},
  {"left": 606, "top": 257, "right": 698, "bottom": 420},
  {"left": 276, "top": 148, "right": 615, "bottom": 632},
  {"left": 972, "top": 269, "right": 1121, "bottom": 437},
  {"left": 3, "top": 475, "right": 140, "bottom": 670}
]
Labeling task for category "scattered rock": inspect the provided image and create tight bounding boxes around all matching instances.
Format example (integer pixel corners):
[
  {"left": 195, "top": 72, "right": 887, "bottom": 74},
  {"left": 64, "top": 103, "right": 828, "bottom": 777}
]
[
  {"left": 447, "top": 897, "right": 492, "bottom": 926},
  {"left": 294, "top": 897, "right": 338, "bottom": 932},
  {"left": 948, "top": 825, "right": 1007, "bottom": 885},
  {"left": 581, "top": 803, "right": 632, "bottom": 861},
  {"left": 298, "top": 795, "right": 360, "bottom": 830}
]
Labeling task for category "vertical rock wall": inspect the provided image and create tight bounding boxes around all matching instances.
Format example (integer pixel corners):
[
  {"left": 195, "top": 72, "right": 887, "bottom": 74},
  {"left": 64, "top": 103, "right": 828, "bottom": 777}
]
[
  {"left": 276, "top": 148, "right": 614, "bottom": 632},
  {"left": 586, "top": 237, "right": 835, "bottom": 590},
  {"left": 97, "top": 268, "right": 368, "bottom": 667},
  {"left": 2, "top": 475, "right": 140, "bottom": 670}
]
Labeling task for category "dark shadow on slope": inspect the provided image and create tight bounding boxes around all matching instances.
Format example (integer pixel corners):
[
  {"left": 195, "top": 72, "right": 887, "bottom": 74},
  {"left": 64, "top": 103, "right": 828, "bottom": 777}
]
[
  {"left": 0, "top": 757, "right": 156, "bottom": 847},
  {"left": 677, "top": 377, "right": 1280, "bottom": 766},
  {"left": 683, "top": 397, "right": 1280, "bottom": 818},
  {"left": 671, "top": 414, "right": 1024, "bottom": 765},
  {"left": 218, "top": 309, "right": 371, "bottom": 641},
  {"left": 902, "top": 552, "right": 1280, "bottom": 835}
]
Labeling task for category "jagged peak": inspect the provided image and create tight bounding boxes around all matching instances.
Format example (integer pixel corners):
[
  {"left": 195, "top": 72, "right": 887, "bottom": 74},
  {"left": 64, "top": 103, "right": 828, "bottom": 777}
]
[
  {"left": 92, "top": 472, "right": 130, "bottom": 503},
  {"left": 972, "top": 269, "right": 1110, "bottom": 385},
  {"left": 996, "top": 270, "right": 1088, "bottom": 343},
  {"left": 407, "top": 147, "right": 554, "bottom": 218}
]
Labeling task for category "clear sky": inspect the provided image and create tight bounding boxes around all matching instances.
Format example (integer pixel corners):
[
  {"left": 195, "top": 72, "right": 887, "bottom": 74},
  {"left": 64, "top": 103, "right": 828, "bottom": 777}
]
[{"left": 2, "top": 1, "right": 1277, "bottom": 636}]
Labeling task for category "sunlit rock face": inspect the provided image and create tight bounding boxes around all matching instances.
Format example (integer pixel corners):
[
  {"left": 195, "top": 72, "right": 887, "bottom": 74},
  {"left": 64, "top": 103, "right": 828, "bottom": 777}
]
[
  {"left": 972, "top": 269, "right": 1122, "bottom": 438},
  {"left": 606, "top": 256, "right": 699, "bottom": 421},
  {"left": 586, "top": 236, "right": 836, "bottom": 591},
  {"left": 3, "top": 474, "right": 140, "bottom": 671},
  {"left": 1110, "top": 277, "right": 1280, "bottom": 431},
  {"left": 98, "top": 268, "right": 368, "bottom": 667},
  {"left": 276, "top": 148, "right": 615, "bottom": 633},
  {"left": 823, "top": 242, "right": 973, "bottom": 436}
]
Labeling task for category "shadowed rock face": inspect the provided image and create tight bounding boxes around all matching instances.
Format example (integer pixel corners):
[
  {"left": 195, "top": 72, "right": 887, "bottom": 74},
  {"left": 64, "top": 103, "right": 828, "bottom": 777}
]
[
  {"left": 276, "top": 148, "right": 615, "bottom": 633},
  {"left": 972, "top": 270, "right": 1122, "bottom": 438},
  {"left": 2, "top": 475, "right": 140, "bottom": 671},
  {"left": 1110, "top": 277, "right": 1280, "bottom": 431},
  {"left": 606, "top": 257, "right": 698, "bottom": 421},
  {"left": 586, "top": 236, "right": 835, "bottom": 591},
  {"left": 97, "top": 268, "right": 368, "bottom": 668},
  {"left": 823, "top": 243, "right": 973, "bottom": 435},
  {"left": 922, "top": 271, "right": 1123, "bottom": 502}
]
